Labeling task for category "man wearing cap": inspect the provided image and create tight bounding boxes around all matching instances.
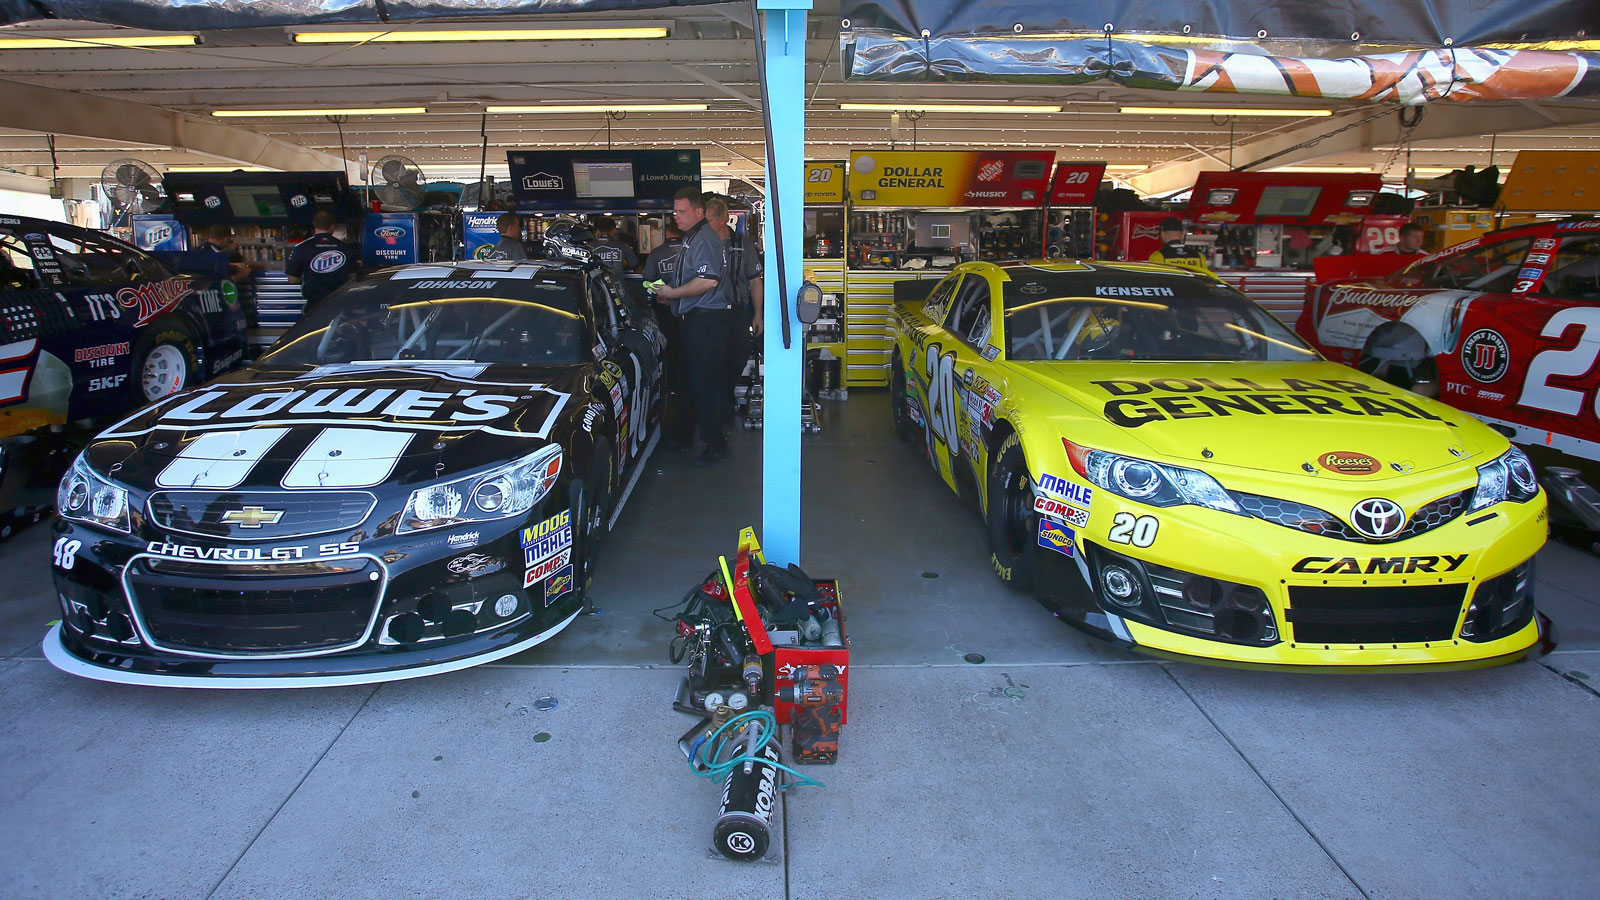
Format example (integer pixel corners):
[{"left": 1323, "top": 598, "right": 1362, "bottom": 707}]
[{"left": 1149, "top": 217, "right": 1211, "bottom": 272}]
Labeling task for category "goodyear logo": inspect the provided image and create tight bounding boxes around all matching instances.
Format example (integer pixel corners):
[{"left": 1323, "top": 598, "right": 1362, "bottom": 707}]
[
  {"left": 522, "top": 509, "right": 571, "bottom": 549},
  {"left": 544, "top": 565, "right": 574, "bottom": 606},
  {"left": 1037, "top": 520, "right": 1075, "bottom": 557}
]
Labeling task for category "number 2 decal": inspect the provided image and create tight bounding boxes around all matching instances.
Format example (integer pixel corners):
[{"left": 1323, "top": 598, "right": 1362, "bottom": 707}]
[
  {"left": 1517, "top": 307, "right": 1600, "bottom": 416},
  {"left": 1109, "top": 512, "right": 1158, "bottom": 548},
  {"left": 923, "top": 344, "right": 960, "bottom": 457}
]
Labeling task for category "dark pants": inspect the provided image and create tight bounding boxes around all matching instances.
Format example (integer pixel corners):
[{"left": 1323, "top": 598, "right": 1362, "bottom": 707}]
[
  {"left": 680, "top": 307, "right": 733, "bottom": 452},
  {"left": 727, "top": 303, "right": 754, "bottom": 408}
]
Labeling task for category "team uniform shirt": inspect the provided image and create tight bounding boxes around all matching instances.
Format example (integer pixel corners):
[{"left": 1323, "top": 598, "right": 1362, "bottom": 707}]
[
  {"left": 483, "top": 237, "right": 528, "bottom": 262},
  {"left": 671, "top": 220, "right": 729, "bottom": 314},
  {"left": 643, "top": 237, "right": 683, "bottom": 284},
  {"left": 723, "top": 233, "right": 764, "bottom": 309},
  {"left": 285, "top": 232, "right": 355, "bottom": 305},
  {"left": 1149, "top": 240, "right": 1211, "bottom": 273},
  {"left": 592, "top": 236, "right": 640, "bottom": 274}
]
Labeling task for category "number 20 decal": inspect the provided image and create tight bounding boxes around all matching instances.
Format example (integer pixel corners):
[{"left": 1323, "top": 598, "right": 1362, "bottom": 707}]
[
  {"left": 1517, "top": 307, "right": 1600, "bottom": 417},
  {"left": 923, "top": 344, "right": 960, "bottom": 457},
  {"left": 1109, "top": 512, "right": 1158, "bottom": 548}
]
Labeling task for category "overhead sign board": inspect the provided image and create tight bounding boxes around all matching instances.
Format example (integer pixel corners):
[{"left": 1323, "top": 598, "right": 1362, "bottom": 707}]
[
  {"left": 805, "top": 162, "right": 846, "bottom": 204},
  {"left": 1185, "top": 172, "right": 1385, "bottom": 226},
  {"left": 1047, "top": 162, "right": 1107, "bottom": 206},
  {"left": 507, "top": 149, "right": 700, "bottom": 211},
  {"left": 847, "top": 150, "right": 1055, "bottom": 208}
]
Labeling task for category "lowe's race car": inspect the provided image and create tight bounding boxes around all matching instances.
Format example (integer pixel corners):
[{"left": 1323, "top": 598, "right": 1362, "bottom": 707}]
[
  {"left": 44, "top": 256, "right": 664, "bottom": 687},
  {"left": 891, "top": 260, "right": 1547, "bottom": 670}
]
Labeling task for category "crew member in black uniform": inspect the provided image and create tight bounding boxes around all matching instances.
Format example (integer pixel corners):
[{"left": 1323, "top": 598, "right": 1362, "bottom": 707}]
[
  {"left": 591, "top": 217, "right": 640, "bottom": 274},
  {"left": 484, "top": 212, "right": 528, "bottom": 262},
  {"left": 196, "top": 225, "right": 254, "bottom": 281},
  {"left": 704, "top": 195, "right": 764, "bottom": 410},
  {"left": 285, "top": 210, "right": 355, "bottom": 311},
  {"left": 643, "top": 219, "right": 687, "bottom": 442},
  {"left": 653, "top": 188, "right": 731, "bottom": 466},
  {"left": 1148, "top": 216, "right": 1211, "bottom": 272}
]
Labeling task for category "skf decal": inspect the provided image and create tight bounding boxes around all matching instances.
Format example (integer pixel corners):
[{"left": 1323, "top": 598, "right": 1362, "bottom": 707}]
[
  {"left": 1038, "top": 520, "right": 1075, "bottom": 557},
  {"left": 522, "top": 508, "right": 571, "bottom": 549},
  {"left": 543, "top": 565, "right": 574, "bottom": 606},
  {"left": 88, "top": 374, "right": 128, "bottom": 392},
  {"left": 524, "top": 548, "right": 572, "bottom": 587},
  {"left": 1291, "top": 554, "right": 1467, "bottom": 575},
  {"left": 1037, "top": 472, "right": 1093, "bottom": 509},
  {"left": 1316, "top": 451, "right": 1381, "bottom": 476},
  {"left": 1092, "top": 377, "right": 1445, "bottom": 429},
  {"left": 116, "top": 279, "right": 195, "bottom": 327}
]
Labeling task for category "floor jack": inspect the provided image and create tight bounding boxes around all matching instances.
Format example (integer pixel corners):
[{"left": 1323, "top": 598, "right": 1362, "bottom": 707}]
[
  {"left": 735, "top": 352, "right": 821, "bottom": 434},
  {"left": 667, "top": 529, "right": 846, "bottom": 861}
]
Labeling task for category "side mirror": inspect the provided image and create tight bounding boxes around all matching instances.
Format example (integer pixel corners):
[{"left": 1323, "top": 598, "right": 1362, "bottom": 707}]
[{"left": 796, "top": 281, "right": 822, "bottom": 325}]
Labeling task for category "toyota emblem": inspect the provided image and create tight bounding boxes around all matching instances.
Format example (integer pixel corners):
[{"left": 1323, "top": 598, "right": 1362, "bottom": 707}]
[{"left": 1350, "top": 498, "right": 1406, "bottom": 540}]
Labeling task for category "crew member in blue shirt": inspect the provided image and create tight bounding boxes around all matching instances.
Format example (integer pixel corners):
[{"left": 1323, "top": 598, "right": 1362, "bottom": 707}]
[{"left": 285, "top": 210, "right": 355, "bottom": 310}]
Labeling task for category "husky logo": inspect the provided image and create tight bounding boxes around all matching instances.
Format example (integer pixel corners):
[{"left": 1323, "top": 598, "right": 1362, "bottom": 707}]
[
  {"left": 522, "top": 172, "right": 564, "bottom": 191},
  {"left": 309, "top": 250, "right": 347, "bottom": 274}
]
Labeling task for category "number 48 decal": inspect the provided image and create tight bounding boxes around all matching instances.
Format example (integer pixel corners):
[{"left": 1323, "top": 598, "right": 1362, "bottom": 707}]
[
  {"left": 53, "top": 537, "right": 81, "bottom": 570},
  {"left": 1109, "top": 512, "right": 1158, "bottom": 548}
]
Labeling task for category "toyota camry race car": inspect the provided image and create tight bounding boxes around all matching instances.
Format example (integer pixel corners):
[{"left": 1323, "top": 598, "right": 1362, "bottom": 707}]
[
  {"left": 44, "top": 253, "right": 664, "bottom": 687},
  {"left": 1295, "top": 218, "right": 1600, "bottom": 541},
  {"left": 891, "top": 260, "right": 1546, "bottom": 669}
]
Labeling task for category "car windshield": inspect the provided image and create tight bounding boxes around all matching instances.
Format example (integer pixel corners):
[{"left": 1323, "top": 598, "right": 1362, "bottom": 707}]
[
  {"left": 1002, "top": 269, "right": 1317, "bottom": 362},
  {"left": 261, "top": 270, "right": 588, "bottom": 366}
]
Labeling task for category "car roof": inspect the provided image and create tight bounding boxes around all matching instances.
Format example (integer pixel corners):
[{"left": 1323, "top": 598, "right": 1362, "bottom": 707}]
[
  {"left": 971, "top": 259, "right": 1224, "bottom": 284},
  {"left": 0, "top": 214, "right": 144, "bottom": 251},
  {"left": 367, "top": 260, "right": 585, "bottom": 281}
]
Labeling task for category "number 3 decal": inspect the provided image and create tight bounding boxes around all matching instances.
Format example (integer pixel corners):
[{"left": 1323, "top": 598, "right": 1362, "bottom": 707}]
[
  {"left": 1517, "top": 307, "right": 1600, "bottom": 416},
  {"left": 1109, "top": 512, "right": 1158, "bottom": 548}
]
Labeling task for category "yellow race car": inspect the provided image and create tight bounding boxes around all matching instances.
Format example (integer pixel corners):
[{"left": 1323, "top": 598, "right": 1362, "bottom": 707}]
[{"left": 890, "top": 260, "right": 1547, "bottom": 670}]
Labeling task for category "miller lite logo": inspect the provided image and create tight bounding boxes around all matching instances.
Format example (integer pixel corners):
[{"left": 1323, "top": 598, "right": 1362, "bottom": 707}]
[
  {"left": 309, "top": 250, "right": 347, "bottom": 273},
  {"left": 289, "top": 194, "right": 308, "bottom": 207},
  {"left": 522, "top": 172, "right": 564, "bottom": 191},
  {"left": 146, "top": 224, "right": 172, "bottom": 245}
]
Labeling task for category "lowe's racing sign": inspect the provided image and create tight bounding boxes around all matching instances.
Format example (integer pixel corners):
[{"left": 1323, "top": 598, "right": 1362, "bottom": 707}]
[{"left": 506, "top": 149, "right": 701, "bottom": 211}]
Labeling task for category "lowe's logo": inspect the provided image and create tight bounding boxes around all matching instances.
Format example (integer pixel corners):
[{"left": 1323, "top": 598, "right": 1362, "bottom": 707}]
[{"left": 522, "top": 172, "right": 564, "bottom": 190}]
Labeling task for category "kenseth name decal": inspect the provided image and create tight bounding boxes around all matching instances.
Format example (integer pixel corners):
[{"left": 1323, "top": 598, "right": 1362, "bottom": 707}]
[{"left": 1093, "top": 377, "right": 1447, "bottom": 429}]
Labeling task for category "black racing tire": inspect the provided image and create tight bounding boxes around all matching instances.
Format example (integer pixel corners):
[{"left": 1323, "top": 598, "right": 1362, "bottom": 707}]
[
  {"left": 1358, "top": 322, "right": 1439, "bottom": 398},
  {"left": 985, "top": 431, "right": 1037, "bottom": 592},
  {"left": 890, "top": 357, "right": 916, "bottom": 442},
  {"left": 130, "top": 319, "right": 200, "bottom": 405},
  {"left": 577, "top": 443, "right": 614, "bottom": 595}
]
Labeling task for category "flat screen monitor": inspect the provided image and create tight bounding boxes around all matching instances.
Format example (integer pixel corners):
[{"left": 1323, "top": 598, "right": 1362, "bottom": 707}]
[
  {"left": 1254, "top": 185, "right": 1322, "bottom": 218},
  {"left": 223, "top": 185, "right": 288, "bottom": 218},
  {"left": 573, "top": 162, "right": 635, "bottom": 199}
]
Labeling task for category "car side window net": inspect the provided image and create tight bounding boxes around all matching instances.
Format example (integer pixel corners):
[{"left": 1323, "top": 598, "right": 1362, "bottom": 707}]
[
  {"left": 1545, "top": 236, "right": 1600, "bottom": 301},
  {"left": 1413, "top": 237, "right": 1533, "bottom": 291}
]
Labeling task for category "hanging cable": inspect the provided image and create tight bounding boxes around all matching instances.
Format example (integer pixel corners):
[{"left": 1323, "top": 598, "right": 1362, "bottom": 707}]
[
  {"left": 750, "top": 0, "right": 792, "bottom": 348},
  {"left": 477, "top": 109, "right": 489, "bottom": 209},
  {"left": 326, "top": 114, "right": 350, "bottom": 182}
]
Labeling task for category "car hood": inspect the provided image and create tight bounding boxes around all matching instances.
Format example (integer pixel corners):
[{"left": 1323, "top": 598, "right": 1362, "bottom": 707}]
[
  {"left": 88, "top": 362, "right": 582, "bottom": 492},
  {"left": 1007, "top": 360, "right": 1500, "bottom": 479}
]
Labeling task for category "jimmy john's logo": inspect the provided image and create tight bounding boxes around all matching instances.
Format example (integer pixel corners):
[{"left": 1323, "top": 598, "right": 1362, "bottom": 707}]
[
  {"left": 1317, "top": 451, "right": 1381, "bottom": 475},
  {"left": 1293, "top": 554, "right": 1466, "bottom": 575},
  {"left": 1461, "top": 329, "right": 1509, "bottom": 383},
  {"left": 1092, "top": 377, "right": 1447, "bottom": 429},
  {"left": 157, "top": 387, "right": 522, "bottom": 425}
]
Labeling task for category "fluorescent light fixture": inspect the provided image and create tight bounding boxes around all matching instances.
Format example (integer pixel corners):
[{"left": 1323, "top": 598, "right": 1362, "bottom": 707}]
[
  {"left": 0, "top": 34, "right": 198, "bottom": 49},
  {"left": 1269, "top": 166, "right": 1373, "bottom": 173},
  {"left": 1105, "top": 165, "right": 1148, "bottom": 172},
  {"left": 293, "top": 27, "right": 667, "bottom": 44},
  {"left": 211, "top": 107, "right": 426, "bottom": 117},
  {"left": 701, "top": 161, "right": 731, "bottom": 167},
  {"left": 166, "top": 165, "right": 271, "bottom": 172},
  {"left": 485, "top": 103, "right": 707, "bottom": 113},
  {"left": 1121, "top": 106, "right": 1334, "bottom": 117},
  {"left": 1408, "top": 167, "right": 1460, "bottom": 175},
  {"left": 840, "top": 102, "right": 1061, "bottom": 114}
]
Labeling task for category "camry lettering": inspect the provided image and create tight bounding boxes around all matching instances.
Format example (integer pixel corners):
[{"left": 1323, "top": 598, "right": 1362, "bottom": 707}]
[
  {"left": 1292, "top": 554, "right": 1468, "bottom": 575},
  {"left": 159, "top": 387, "right": 523, "bottom": 424}
]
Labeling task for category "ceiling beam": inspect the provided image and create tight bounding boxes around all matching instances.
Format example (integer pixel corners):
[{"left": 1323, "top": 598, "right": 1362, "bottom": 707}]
[{"left": 1130, "top": 103, "right": 1600, "bottom": 195}]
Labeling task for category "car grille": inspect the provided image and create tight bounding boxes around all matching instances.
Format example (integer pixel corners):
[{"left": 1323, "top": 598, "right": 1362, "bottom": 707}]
[
  {"left": 1285, "top": 583, "right": 1467, "bottom": 644},
  {"left": 127, "top": 557, "right": 382, "bottom": 655},
  {"left": 147, "top": 490, "right": 375, "bottom": 541},
  {"left": 1232, "top": 490, "right": 1469, "bottom": 543}
]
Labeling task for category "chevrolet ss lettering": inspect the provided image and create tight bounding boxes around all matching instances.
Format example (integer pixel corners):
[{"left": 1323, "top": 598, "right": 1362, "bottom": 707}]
[
  {"left": 891, "top": 259, "right": 1545, "bottom": 669},
  {"left": 45, "top": 258, "right": 666, "bottom": 687}
]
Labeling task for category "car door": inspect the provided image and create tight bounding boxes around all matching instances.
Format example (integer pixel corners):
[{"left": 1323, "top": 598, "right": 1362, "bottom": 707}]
[
  {"left": 587, "top": 269, "right": 658, "bottom": 477},
  {"left": 922, "top": 270, "right": 994, "bottom": 494}
]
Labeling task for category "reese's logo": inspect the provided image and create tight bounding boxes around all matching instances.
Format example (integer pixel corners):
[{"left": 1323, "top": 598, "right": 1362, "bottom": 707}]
[{"left": 1317, "top": 451, "right": 1381, "bottom": 475}]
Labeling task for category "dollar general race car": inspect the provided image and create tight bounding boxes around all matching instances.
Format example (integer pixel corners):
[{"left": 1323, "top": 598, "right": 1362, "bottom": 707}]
[
  {"left": 890, "top": 260, "right": 1546, "bottom": 669},
  {"left": 1295, "top": 219, "right": 1600, "bottom": 517},
  {"left": 44, "top": 258, "right": 664, "bottom": 687}
]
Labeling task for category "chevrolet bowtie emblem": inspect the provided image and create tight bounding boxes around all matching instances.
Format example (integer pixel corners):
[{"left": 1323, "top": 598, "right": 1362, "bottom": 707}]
[{"left": 221, "top": 506, "right": 285, "bottom": 528}]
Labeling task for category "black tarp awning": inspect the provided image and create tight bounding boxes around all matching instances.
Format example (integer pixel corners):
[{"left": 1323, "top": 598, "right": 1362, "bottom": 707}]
[
  {"left": 0, "top": 1, "right": 721, "bottom": 30},
  {"left": 840, "top": 1, "right": 1600, "bottom": 102}
]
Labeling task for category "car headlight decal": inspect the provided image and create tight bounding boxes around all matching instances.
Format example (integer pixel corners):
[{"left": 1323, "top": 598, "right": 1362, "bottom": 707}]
[
  {"left": 57, "top": 455, "right": 132, "bottom": 534},
  {"left": 398, "top": 444, "right": 562, "bottom": 535},
  {"left": 1470, "top": 447, "right": 1539, "bottom": 512},
  {"left": 1067, "top": 438, "right": 1241, "bottom": 514}
]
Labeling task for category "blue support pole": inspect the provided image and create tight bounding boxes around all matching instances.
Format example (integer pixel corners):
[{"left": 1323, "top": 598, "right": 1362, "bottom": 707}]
[{"left": 758, "top": 0, "right": 809, "bottom": 566}]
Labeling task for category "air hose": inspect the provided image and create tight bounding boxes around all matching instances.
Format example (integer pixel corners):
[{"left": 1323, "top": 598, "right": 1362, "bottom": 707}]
[{"left": 687, "top": 709, "right": 823, "bottom": 790}]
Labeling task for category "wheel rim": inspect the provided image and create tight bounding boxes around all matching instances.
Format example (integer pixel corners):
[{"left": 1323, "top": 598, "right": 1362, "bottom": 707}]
[{"left": 141, "top": 344, "right": 187, "bottom": 401}]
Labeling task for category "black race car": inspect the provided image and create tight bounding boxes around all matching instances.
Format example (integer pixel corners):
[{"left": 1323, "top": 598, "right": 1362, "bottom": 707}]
[
  {"left": 44, "top": 249, "right": 665, "bottom": 687},
  {"left": 0, "top": 216, "right": 248, "bottom": 529}
]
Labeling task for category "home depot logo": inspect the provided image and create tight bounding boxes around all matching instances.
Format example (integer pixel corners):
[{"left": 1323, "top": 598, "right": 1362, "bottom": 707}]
[
  {"left": 976, "top": 160, "right": 1005, "bottom": 182},
  {"left": 522, "top": 172, "right": 563, "bottom": 190}
]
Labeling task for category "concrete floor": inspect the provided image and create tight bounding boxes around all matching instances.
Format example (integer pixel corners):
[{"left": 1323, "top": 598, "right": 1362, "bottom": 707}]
[{"left": 2, "top": 391, "right": 1598, "bottom": 900}]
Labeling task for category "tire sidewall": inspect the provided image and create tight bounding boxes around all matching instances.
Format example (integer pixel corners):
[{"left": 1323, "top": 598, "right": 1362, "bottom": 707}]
[
  {"left": 890, "top": 357, "right": 914, "bottom": 441},
  {"left": 130, "top": 320, "right": 200, "bottom": 405},
  {"left": 986, "top": 431, "right": 1037, "bottom": 592},
  {"left": 577, "top": 443, "right": 614, "bottom": 595}
]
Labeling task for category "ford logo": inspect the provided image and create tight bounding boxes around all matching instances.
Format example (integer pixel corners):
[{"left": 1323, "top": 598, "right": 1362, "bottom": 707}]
[
  {"left": 374, "top": 226, "right": 406, "bottom": 239},
  {"left": 1349, "top": 497, "right": 1406, "bottom": 540}
]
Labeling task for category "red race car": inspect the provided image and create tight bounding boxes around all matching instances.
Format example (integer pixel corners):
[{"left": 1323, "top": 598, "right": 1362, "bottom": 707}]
[{"left": 1296, "top": 217, "right": 1600, "bottom": 542}]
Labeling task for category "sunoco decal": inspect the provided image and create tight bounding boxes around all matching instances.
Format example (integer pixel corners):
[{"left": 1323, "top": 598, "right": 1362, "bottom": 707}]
[
  {"left": 1316, "top": 451, "right": 1382, "bottom": 475},
  {"left": 1461, "top": 329, "right": 1510, "bottom": 383},
  {"left": 1092, "top": 377, "right": 1447, "bottom": 429},
  {"left": 1038, "top": 520, "right": 1075, "bottom": 557},
  {"left": 543, "top": 565, "right": 574, "bottom": 605}
]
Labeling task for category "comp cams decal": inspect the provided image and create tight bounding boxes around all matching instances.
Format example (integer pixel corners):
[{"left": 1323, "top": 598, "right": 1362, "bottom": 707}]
[
  {"left": 1091, "top": 377, "right": 1447, "bottom": 429},
  {"left": 1037, "top": 520, "right": 1075, "bottom": 557},
  {"left": 1034, "top": 495, "right": 1090, "bottom": 529},
  {"left": 524, "top": 549, "right": 571, "bottom": 588}
]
